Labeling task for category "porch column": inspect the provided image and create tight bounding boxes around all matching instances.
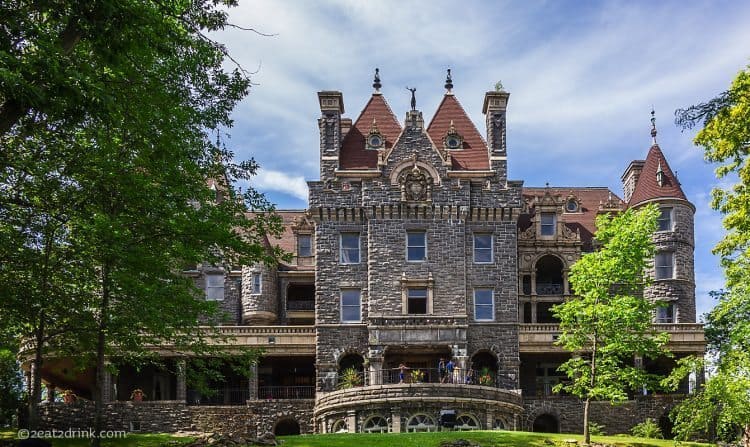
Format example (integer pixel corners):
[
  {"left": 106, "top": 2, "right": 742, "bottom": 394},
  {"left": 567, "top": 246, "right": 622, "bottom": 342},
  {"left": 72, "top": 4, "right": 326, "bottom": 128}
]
[
  {"left": 176, "top": 359, "right": 187, "bottom": 402},
  {"left": 485, "top": 409, "right": 494, "bottom": 430},
  {"left": 634, "top": 355, "right": 646, "bottom": 395},
  {"left": 530, "top": 272, "right": 537, "bottom": 296},
  {"left": 530, "top": 301, "right": 537, "bottom": 323},
  {"left": 369, "top": 359, "right": 383, "bottom": 386},
  {"left": 390, "top": 408, "right": 401, "bottom": 433},
  {"left": 46, "top": 384, "right": 56, "bottom": 403},
  {"left": 346, "top": 410, "right": 357, "bottom": 433},
  {"left": 102, "top": 366, "right": 113, "bottom": 403},
  {"left": 247, "top": 363, "right": 258, "bottom": 400},
  {"left": 563, "top": 268, "right": 570, "bottom": 295}
]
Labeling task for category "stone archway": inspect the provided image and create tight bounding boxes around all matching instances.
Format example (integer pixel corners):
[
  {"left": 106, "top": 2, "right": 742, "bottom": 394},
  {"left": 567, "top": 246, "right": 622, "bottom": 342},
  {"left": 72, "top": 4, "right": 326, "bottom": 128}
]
[
  {"left": 532, "top": 413, "right": 559, "bottom": 433},
  {"left": 274, "top": 418, "right": 300, "bottom": 436}
]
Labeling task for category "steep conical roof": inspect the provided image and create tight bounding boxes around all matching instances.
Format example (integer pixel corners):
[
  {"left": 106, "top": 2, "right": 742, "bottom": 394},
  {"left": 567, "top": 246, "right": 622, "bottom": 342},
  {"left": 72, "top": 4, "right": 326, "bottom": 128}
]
[
  {"left": 628, "top": 144, "right": 687, "bottom": 206},
  {"left": 339, "top": 94, "right": 402, "bottom": 170},
  {"left": 426, "top": 94, "right": 489, "bottom": 170}
]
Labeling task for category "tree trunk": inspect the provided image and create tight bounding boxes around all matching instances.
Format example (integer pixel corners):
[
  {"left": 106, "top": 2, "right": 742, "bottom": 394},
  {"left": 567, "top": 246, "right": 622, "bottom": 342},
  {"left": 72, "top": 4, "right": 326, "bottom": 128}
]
[
  {"left": 742, "top": 424, "right": 750, "bottom": 447},
  {"left": 583, "top": 397, "right": 591, "bottom": 445},
  {"left": 92, "top": 263, "right": 110, "bottom": 447},
  {"left": 27, "top": 320, "right": 45, "bottom": 430}
]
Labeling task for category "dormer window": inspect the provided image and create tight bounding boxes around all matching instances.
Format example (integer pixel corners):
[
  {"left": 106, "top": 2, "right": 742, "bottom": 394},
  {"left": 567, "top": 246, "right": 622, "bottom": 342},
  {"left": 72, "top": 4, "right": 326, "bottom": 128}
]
[
  {"left": 366, "top": 118, "right": 384, "bottom": 150},
  {"left": 565, "top": 198, "right": 579, "bottom": 213},
  {"left": 443, "top": 120, "right": 464, "bottom": 150},
  {"left": 540, "top": 213, "right": 556, "bottom": 236}
]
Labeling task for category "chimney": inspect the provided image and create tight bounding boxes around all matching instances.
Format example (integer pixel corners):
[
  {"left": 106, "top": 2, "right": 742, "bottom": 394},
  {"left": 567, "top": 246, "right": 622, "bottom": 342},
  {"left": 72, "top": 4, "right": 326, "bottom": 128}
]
[
  {"left": 317, "top": 91, "right": 344, "bottom": 181},
  {"left": 621, "top": 160, "right": 645, "bottom": 203},
  {"left": 483, "top": 89, "right": 510, "bottom": 156}
]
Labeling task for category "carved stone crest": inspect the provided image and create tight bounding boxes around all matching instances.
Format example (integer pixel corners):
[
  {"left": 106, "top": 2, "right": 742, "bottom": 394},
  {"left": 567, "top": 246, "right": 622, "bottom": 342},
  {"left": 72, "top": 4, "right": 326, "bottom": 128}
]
[{"left": 399, "top": 163, "right": 432, "bottom": 202}]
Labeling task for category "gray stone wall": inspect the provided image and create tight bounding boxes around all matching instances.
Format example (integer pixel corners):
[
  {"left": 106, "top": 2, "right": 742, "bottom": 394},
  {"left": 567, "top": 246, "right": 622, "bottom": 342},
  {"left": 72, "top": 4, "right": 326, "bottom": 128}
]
[
  {"left": 645, "top": 201, "right": 696, "bottom": 323},
  {"left": 241, "top": 263, "right": 279, "bottom": 324},
  {"left": 194, "top": 270, "right": 242, "bottom": 325},
  {"left": 523, "top": 395, "right": 682, "bottom": 435}
]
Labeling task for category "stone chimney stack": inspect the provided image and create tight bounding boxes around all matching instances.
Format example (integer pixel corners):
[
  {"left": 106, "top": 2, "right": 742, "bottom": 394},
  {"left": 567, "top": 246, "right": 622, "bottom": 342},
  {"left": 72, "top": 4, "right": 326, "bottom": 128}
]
[
  {"left": 483, "top": 88, "right": 510, "bottom": 182},
  {"left": 621, "top": 160, "right": 645, "bottom": 203},
  {"left": 317, "top": 91, "right": 344, "bottom": 181}
]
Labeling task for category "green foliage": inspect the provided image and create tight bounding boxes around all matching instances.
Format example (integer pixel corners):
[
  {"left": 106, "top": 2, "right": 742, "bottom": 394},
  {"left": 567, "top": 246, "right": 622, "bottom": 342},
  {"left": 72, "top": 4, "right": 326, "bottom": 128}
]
[
  {"left": 587, "top": 422, "right": 606, "bottom": 436},
  {"left": 669, "top": 64, "right": 750, "bottom": 446},
  {"left": 0, "top": 348, "right": 24, "bottom": 427},
  {"left": 552, "top": 205, "right": 670, "bottom": 443},
  {"left": 337, "top": 367, "right": 363, "bottom": 390},
  {"left": 631, "top": 418, "right": 664, "bottom": 439}
]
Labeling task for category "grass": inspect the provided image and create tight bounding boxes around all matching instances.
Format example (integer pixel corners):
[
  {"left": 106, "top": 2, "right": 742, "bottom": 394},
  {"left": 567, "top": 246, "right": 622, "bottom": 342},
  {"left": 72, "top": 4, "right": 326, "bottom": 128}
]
[
  {"left": 279, "top": 430, "right": 711, "bottom": 447},
  {"left": 1, "top": 429, "right": 712, "bottom": 447}
]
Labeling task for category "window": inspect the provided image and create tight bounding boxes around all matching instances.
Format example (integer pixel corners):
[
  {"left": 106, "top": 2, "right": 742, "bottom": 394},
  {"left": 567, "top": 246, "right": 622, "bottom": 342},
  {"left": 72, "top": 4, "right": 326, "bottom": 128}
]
[
  {"left": 656, "top": 303, "right": 675, "bottom": 323},
  {"left": 341, "top": 289, "right": 361, "bottom": 323},
  {"left": 655, "top": 252, "right": 674, "bottom": 279},
  {"left": 657, "top": 207, "right": 673, "bottom": 232},
  {"left": 205, "top": 274, "right": 224, "bottom": 301},
  {"left": 474, "top": 289, "right": 494, "bottom": 321},
  {"left": 540, "top": 213, "right": 555, "bottom": 236},
  {"left": 407, "top": 288, "right": 428, "bottom": 314},
  {"left": 298, "top": 234, "right": 312, "bottom": 257},
  {"left": 251, "top": 272, "right": 262, "bottom": 294},
  {"left": 473, "top": 234, "right": 493, "bottom": 263},
  {"left": 406, "top": 231, "right": 427, "bottom": 262},
  {"left": 340, "top": 233, "right": 360, "bottom": 264},
  {"left": 565, "top": 199, "right": 578, "bottom": 213}
]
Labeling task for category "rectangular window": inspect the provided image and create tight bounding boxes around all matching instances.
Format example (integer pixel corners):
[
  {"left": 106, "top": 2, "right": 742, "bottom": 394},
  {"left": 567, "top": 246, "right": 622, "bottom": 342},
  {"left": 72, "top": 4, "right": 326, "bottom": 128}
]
[
  {"left": 298, "top": 234, "right": 312, "bottom": 257},
  {"left": 540, "top": 213, "right": 556, "bottom": 236},
  {"left": 473, "top": 234, "right": 493, "bottom": 263},
  {"left": 658, "top": 207, "right": 673, "bottom": 232},
  {"left": 474, "top": 288, "right": 494, "bottom": 321},
  {"left": 655, "top": 252, "right": 674, "bottom": 279},
  {"left": 341, "top": 289, "right": 361, "bottom": 323},
  {"left": 407, "top": 288, "right": 428, "bottom": 314},
  {"left": 205, "top": 274, "right": 224, "bottom": 301},
  {"left": 406, "top": 231, "right": 427, "bottom": 262},
  {"left": 251, "top": 272, "right": 262, "bottom": 294},
  {"left": 340, "top": 233, "right": 360, "bottom": 264},
  {"left": 656, "top": 303, "right": 675, "bottom": 323}
]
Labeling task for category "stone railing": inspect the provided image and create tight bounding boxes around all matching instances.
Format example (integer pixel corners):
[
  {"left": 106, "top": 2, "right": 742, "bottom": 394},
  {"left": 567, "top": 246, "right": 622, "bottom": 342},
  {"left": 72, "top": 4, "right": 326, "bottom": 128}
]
[
  {"left": 368, "top": 315, "right": 468, "bottom": 327},
  {"left": 195, "top": 326, "right": 316, "bottom": 355},
  {"left": 287, "top": 300, "right": 315, "bottom": 311},
  {"left": 314, "top": 383, "right": 523, "bottom": 417},
  {"left": 519, "top": 323, "right": 705, "bottom": 353}
]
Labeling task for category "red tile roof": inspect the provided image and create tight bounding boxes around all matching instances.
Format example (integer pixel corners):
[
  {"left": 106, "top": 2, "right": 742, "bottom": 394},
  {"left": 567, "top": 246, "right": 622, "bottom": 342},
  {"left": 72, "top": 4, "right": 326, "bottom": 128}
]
[
  {"left": 426, "top": 94, "right": 490, "bottom": 170},
  {"left": 244, "top": 210, "right": 313, "bottom": 270},
  {"left": 628, "top": 144, "right": 688, "bottom": 206},
  {"left": 520, "top": 187, "right": 626, "bottom": 251},
  {"left": 339, "top": 94, "right": 402, "bottom": 170}
]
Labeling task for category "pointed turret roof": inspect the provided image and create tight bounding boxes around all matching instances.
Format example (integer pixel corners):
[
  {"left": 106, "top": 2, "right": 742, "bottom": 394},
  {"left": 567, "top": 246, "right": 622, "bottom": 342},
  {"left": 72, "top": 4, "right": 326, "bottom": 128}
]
[
  {"left": 339, "top": 94, "right": 402, "bottom": 170},
  {"left": 426, "top": 94, "right": 489, "bottom": 170},
  {"left": 628, "top": 144, "right": 687, "bottom": 206}
]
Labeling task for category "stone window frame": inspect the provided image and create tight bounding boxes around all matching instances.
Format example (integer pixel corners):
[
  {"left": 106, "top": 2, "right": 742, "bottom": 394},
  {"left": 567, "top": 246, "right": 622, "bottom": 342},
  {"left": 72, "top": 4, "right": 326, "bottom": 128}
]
[
  {"left": 473, "top": 288, "right": 495, "bottom": 322},
  {"left": 251, "top": 272, "right": 262, "bottom": 295},
  {"left": 657, "top": 207, "right": 674, "bottom": 232},
  {"left": 400, "top": 276, "right": 434, "bottom": 315},
  {"left": 540, "top": 212, "right": 556, "bottom": 237},
  {"left": 339, "top": 232, "right": 361, "bottom": 264},
  {"left": 655, "top": 251, "right": 675, "bottom": 280},
  {"left": 205, "top": 273, "right": 225, "bottom": 301},
  {"left": 406, "top": 230, "right": 427, "bottom": 262},
  {"left": 472, "top": 233, "right": 494, "bottom": 264},
  {"left": 564, "top": 198, "right": 579, "bottom": 213},
  {"left": 340, "top": 289, "right": 362, "bottom": 323}
]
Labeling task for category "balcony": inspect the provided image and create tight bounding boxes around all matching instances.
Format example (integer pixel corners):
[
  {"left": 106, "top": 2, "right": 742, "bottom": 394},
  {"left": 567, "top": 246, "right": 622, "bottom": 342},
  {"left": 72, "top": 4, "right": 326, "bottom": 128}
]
[
  {"left": 519, "top": 323, "right": 705, "bottom": 353},
  {"left": 195, "top": 326, "right": 315, "bottom": 355},
  {"left": 258, "top": 385, "right": 315, "bottom": 400},
  {"left": 535, "top": 282, "right": 563, "bottom": 295}
]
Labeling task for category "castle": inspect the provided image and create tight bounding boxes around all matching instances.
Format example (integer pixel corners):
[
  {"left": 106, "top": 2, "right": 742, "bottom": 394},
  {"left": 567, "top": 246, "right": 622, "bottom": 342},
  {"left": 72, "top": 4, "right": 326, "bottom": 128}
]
[{"left": 32, "top": 71, "right": 705, "bottom": 437}]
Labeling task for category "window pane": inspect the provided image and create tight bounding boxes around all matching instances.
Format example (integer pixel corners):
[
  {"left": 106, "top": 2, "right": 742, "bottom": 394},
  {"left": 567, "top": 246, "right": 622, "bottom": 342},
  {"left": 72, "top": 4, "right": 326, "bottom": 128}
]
[
  {"left": 541, "top": 213, "right": 555, "bottom": 236},
  {"left": 341, "top": 290, "right": 360, "bottom": 306},
  {"left": 658, "top": 208, "right": 672, "bottom": 232},
  {"left": 474, "top": 234, "right": 492, "bottom": 249},
  {"left": 474, "top": 289, "right": 494, "bottom": 321},
  {"left": 407, "top": 232, "right": 426, "bottom": 261},
  {"left": 298, "top": 235, "right": 312, "bottom": 256},
  {"left": 342, "top": 305, "right": 361, "bottom": 322},
  {"left": 475, "top": 305, "right": 493, "bottom": 321},
  {"left": 206, "top": 274, "right": 224, "bottom": 287},
  {"left": 407, "top": 288, "right": 427, "bottom": 314},
  {"left": 206, "top": 287, "right": 224, "bottom": 300},
  {"left": 252, "top": 273, "right": 261, "bottom": 293},
  {"left": 408, "top": 288, "right": 428, "bottom": 298},
  {"left": 655, "top": 252, "right": 673, "bottom": 279},
  {"left": 474, "top": 289, "right": 493, "bottom": 304},
  {"left": 206, "top": 274, "right": 224, "bottom": 301},
  {"left": 340, "top": 233, "right": 360, "bottom": 263}
]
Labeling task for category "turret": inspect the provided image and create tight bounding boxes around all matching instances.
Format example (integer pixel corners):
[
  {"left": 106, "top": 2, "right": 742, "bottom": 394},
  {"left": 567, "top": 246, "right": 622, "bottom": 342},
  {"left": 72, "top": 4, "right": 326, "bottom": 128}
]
[{"left": 318, "top": 90, "right": 344, "bottom": 181}]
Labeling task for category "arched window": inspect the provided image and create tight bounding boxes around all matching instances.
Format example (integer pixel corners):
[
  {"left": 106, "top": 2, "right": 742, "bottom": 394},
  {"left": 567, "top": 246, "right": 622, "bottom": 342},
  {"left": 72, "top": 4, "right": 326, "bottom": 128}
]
[
  {"left": 455, "top": 414, "right": 481, "bottom": 430},
  {"left": 406, "top": 414, "right": 437, "bottom": 432},
  {"left": 331, "top": 419, "right": 347, "bottom": 433},
  {"left": 535, "top": 255, "right": 564, "bottom": 295},
  {"left": 362, "top": 415, "right": 389, "bottom": 433},
  {"left": 471, "top": 351, "right": 498, "bottom": 386}
]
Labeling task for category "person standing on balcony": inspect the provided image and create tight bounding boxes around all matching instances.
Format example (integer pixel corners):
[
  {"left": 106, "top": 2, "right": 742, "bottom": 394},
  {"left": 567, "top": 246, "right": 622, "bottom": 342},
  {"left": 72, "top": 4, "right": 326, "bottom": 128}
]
[
  {"left": 446, "top": 358, "right": 455, "bottom": 383},
  {"left": 438, "top": 358, "right": 447, "bottom": 383},
  {"left": 398, "top": 363, "right": 407, "bottom": 383}
]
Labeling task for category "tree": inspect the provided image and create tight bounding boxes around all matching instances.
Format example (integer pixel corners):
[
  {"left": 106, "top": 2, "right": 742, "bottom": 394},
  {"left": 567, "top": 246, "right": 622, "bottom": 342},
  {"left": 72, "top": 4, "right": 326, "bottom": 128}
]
[
  {"left": 667, "top": 64, "right": 750, "bottom": 446},
  {"left": 552, "top": 204, "right": 670, "bottom": 445},
  {"left": 0, "top": 2, "right": 282, "bottom": 445},
  {"left": 0, "top": 337, "right": 24, "bottom": 427}
]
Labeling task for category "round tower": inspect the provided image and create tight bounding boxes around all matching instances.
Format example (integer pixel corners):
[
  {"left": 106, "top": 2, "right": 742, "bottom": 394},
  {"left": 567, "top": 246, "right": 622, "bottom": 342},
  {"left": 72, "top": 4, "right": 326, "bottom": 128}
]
[
  {"left": 623, "top": 114, "right": 696, "bottom": 323},
  {"left": 241, "top": 263, "right": 278, "bottom": 324}
]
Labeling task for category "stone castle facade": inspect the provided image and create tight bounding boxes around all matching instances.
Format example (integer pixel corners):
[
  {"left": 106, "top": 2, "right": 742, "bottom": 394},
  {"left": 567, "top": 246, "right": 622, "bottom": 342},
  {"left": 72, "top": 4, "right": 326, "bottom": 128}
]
[{"left": 32, "top": 74, "right": 705, "bottom": 437}]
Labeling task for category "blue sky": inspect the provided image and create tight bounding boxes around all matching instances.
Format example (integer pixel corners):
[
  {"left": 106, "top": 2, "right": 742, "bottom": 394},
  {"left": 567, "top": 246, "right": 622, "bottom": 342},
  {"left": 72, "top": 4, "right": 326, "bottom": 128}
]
[{"left": 213, "top": 0, "right": 750, "bottom": 319}]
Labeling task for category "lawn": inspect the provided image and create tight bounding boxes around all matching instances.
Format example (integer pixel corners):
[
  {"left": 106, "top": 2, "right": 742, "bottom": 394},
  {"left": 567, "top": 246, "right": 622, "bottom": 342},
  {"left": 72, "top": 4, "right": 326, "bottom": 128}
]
[
  {"left": 279, "top": 430, "right": 711, "bottom": 447},
  {"left": 0, "top": 429, "right": 711, "bottom": 447}
]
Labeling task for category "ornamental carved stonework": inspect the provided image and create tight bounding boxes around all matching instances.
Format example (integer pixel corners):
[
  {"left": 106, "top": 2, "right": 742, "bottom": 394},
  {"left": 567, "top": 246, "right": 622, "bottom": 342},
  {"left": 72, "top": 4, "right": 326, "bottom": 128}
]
[{"left": 399, "top": 164, "right": 432, "bottom": 202}]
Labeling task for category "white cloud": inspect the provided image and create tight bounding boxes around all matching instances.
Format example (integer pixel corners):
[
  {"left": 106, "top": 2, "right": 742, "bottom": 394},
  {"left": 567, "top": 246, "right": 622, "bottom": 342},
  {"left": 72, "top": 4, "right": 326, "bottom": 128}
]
[{"left": 251, "top": 169, "right": 309, "bottom": 202}]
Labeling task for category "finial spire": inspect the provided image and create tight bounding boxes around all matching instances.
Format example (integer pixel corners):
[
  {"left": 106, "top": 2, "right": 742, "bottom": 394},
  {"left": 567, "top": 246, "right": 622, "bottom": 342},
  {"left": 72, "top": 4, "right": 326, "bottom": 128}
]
[
  {"left": 373, "top": 68, "right": 382, "bottom": 93},
  {"left": 650, "top": 107, "right": 658, "bottom": 145},
  {"left": 445, "top": 68, "right": 453, "bottom": 93}
]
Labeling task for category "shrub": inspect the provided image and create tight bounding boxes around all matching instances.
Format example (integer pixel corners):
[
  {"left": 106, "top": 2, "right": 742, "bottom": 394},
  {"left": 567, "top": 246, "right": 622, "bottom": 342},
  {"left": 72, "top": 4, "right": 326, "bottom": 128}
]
[
  {"left": 631, "top": 418, "right": 663, "bottom": 439},
  {"left": 588, "top": 421, "right": 606, "bottom": 436},
  {"left": 337, "top": 367, "right": 362, "bottom": 389}
]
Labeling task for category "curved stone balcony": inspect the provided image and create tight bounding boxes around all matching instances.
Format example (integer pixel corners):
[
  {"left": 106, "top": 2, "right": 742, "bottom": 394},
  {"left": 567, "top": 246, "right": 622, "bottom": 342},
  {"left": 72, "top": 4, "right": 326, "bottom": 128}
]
[{"left": 314, "top": 383, "right": 524, "bottom": 433}]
